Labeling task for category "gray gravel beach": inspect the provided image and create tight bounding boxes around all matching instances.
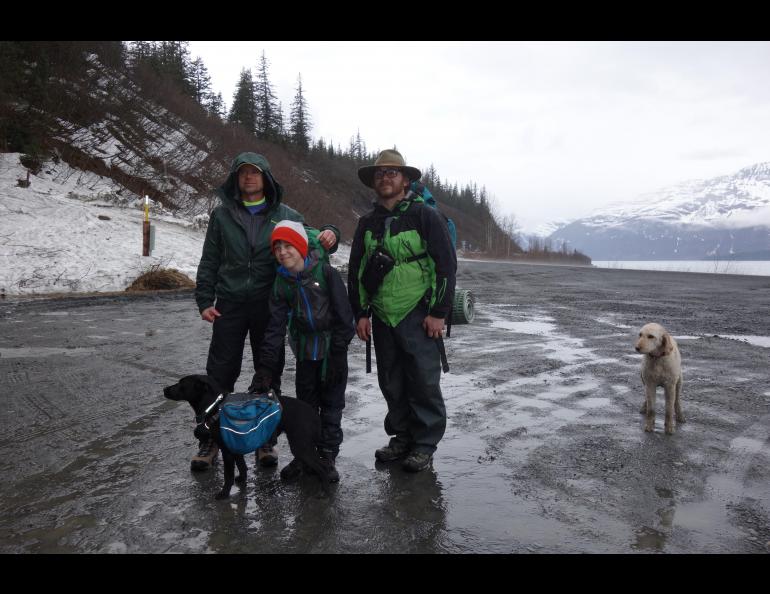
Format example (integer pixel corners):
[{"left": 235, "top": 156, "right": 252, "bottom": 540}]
[{"left": 1, "top": 260, "right": 768, "bottom": 553}]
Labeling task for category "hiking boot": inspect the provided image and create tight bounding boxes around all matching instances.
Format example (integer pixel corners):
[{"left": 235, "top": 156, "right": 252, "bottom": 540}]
[
  {"left": 279, "top": 458, "right": 304, "bottom": 481},
  {"left": 319, "top": 455, "right": 340, "bottom": 483},
  {"left": 190, "top": 439, "right": 219, "bottom": 472},
  {"left": 257, "top": 445, "right": 278, "bottom": 467},
  {"left": 375, "top": 442, "right": 410, "bottom": 462},
  {"left": 402, "top": 451, "right": 433, "bottom": 473}
]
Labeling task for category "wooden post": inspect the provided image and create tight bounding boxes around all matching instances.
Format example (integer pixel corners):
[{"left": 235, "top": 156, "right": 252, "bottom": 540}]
[{"left": 142, "top": 195, "right": 150, "bottom": 256}]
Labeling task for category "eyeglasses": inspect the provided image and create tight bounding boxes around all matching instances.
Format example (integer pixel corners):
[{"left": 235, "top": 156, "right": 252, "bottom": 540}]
[{"left": 373, "top": 168, "right": 401, "bottom": 180}]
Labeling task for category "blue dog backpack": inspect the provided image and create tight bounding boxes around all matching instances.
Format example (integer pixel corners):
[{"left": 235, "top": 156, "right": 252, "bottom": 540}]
[{"left": 218, "top": 392, "right": 282, "bottom": 455}]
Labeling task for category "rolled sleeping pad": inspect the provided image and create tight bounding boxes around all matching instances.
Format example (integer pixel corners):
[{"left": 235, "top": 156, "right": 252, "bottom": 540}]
[{"left": 451, "top": 288, "right": 475, "bottom": 324}]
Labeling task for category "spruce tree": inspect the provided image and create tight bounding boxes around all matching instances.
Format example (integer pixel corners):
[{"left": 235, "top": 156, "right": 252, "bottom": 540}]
[
  {"left": 289, "top": 73, "right": 312, "bottom": 151},
  {"left": 189, "top": 57, "right": 213, "bottom": 107},
  {"left": 158, "top": 41, "right": 194, "bottom": 96},
  {"left": 274, "top": 100, "right": 286, "bottom": 139},
  {"left": 228, "top": 68, "right": 256, "bottom": 135},
  {"left": 254, "top": 50, "right": 281, "bottom": 140},
  {"left": 207, "top": 92, "right": 226, "bottom": 120}
]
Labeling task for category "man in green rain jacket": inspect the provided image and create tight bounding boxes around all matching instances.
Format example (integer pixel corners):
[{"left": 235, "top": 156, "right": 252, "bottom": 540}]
[
  {"left": 348, "top": 149, "right": 456, "bottom": 473},
  {"left": 193, "top": 152, "right": 339, "bottom": 471}
]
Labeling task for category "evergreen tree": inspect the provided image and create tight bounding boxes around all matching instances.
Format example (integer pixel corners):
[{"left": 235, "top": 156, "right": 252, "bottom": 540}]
[
  {"left": 425, "top": 164, "right": 438, "bottom": 188},
  {"left": 189, "top": 57, "right": 213, "bottom": 107},
  {"left": 128, "top": 41, "right": 194, "bottom": 97},
  {"left": 254, "top": 51, "right": 281, "bottom": 139},
  {"left": 127, "top": 41, "right": 153, "bottom": 69},
  {"left": 207, "top": 91, "right": 226, "bottom": 120},
  {"left": 157, "top": 41, "right": 194, "bottom": 96},
  {"left": 289, "top": 73, "right": 312, "bottom": 150},
  {"left": 274, "top": 100, "right": 286, "bottom": 138},
  {"left": 228, "top": 68, "right": 256, "bottom": 134},
  {"left": 355, "top": 130, "right": 365, "bottom": 161},
  {"left": 479, "top": 185, "right": 488, "bottom": 207}
]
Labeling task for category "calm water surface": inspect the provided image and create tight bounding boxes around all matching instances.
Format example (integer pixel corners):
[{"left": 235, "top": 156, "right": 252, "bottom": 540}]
[{"left": 592, "top": 260, "right": 770, "bottom": 277}]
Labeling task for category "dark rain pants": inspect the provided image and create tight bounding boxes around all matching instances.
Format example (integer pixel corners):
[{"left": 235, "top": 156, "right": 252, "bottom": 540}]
[
  {"left": 372, "top": 304, "right": 446, "bottom": 455},
  {"left": 295, "top": 358, "right": 347, "bottom": 458}
]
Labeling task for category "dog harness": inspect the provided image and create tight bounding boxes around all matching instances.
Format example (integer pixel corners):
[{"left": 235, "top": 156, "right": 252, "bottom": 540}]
[{"left": 195, "top": 393, "right": 224, "bottom": 430}]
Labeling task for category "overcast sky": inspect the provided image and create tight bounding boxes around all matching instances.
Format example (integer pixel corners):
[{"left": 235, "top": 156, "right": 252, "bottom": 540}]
[{"left": 188, "top": 41, "right": 770, "bottom": 233}]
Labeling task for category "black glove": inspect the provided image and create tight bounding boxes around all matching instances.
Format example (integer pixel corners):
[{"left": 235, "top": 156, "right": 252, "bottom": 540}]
[
  {"left": 324, "top": 349, "right": 348, "bottom": 387},
  {"left": 249, "top": 366, "right": 273, "bottom": 394}
]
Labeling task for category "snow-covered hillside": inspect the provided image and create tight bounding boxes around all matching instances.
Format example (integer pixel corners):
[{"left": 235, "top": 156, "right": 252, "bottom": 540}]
[
  {"left": 54, "top": 53, "right": 228, "bottom": 216},
  {"left": 0, "top": 153, "right": 350, "bottom": 295}
]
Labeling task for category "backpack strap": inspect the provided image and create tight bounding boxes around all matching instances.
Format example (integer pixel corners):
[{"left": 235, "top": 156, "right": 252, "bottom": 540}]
[{"left": 195, "top": 393, "right": 224, "bottom": 430}]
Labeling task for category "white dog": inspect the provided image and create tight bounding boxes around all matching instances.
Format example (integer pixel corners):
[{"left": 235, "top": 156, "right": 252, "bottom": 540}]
[{"left": 635, "top": 323, "right": 685, "bottom": 435}]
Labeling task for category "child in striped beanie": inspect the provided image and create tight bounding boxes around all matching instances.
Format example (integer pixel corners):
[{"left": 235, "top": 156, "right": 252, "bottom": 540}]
[
  {"left": 253, "top": 219, "right": 355, "bottom": 484},
  {"left": 270, "top": 220, "right": 309, "bottom": 272}
]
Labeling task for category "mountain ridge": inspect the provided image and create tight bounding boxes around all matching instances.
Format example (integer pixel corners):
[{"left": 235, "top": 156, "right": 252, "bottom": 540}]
[{"left": 546, "top": 161, "right": 770, "bottom": 260}]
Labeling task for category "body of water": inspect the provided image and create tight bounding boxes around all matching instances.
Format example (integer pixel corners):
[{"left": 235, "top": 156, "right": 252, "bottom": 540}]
[{"left": 592, "top": 260, "right": 770, "bottom": 277}]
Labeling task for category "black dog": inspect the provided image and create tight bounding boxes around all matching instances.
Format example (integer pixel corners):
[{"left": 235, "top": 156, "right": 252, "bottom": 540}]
[{"left": 163, "top": 374, "right": 330, "bottom": 499}]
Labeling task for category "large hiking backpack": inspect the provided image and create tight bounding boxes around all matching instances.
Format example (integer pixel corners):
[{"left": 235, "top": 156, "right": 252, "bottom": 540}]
[
  {"left": 408, "top": 181, "right": 457, "bottom": 249},
  {"left": 219, "top": 392, "right": 282, "bottom": 455},
  {"left": 406, "top": 181, "right": 474, "bottom": 325}
]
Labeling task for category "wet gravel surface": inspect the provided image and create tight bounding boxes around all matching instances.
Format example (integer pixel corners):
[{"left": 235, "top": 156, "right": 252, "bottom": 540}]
[{"left": 1, "top": 261, "right": 769, "bottom": 553}]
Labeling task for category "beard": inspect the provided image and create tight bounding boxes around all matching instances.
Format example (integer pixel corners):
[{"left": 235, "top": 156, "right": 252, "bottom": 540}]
[{"left": 375, "top": 181, "right": 406, "bottom": 201}]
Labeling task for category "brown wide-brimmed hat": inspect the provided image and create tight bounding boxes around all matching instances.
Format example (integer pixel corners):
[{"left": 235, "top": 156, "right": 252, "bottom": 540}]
[{"left": 358, "top": 149, "right": 422, "bottom": 188}]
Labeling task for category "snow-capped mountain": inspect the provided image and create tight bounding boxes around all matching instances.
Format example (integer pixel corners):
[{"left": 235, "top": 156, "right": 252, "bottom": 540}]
[{"left": 547, "top": 162, "right": 770, "bottom": 260}]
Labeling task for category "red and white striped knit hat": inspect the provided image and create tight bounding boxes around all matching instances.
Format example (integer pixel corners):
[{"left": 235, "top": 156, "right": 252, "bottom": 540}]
[{"left": 270, "top": 220, "right": 308, "bottom": 259}]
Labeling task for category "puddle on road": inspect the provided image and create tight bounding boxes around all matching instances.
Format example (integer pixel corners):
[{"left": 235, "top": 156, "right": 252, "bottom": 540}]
[
  {"left": 487, "top": 311, "right": 594, "bottom": 365},
  {"left": 730, "top": 436, "right": 766, "bottom": 454},
  {"left": 491, "top": 319, "right": 556, "bottom": 335},
  {"left": 550, "top": 408, "right": 585, "bottom": 422},
  {"left": 595, "top": 316, "right": 634, "bottom": 330},
  {"left": 676, "top": 335, "right": 770, "bottom": 348},
  {"left": 0, "top": 346, "right": 96, "bottom": 359},
  {"left": 576, "top": 397, "right": 611, "bottom": 409},
  {"left": 536, "top": 378, "right": 602, "bottom": 401},
  {"left": 510, "top": 396, "right": 553, "bottom": 410},
  {"left": 717, "top": 335, "right": 770, "bottom": 348},
  {"left": 632, "top": 525, "right": 667, "bottom": 551}
]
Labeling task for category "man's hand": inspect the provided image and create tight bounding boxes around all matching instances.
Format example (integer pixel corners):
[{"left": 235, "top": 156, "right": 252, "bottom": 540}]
[
  {"left": 249, "top": 366, "right": 273, "bottom": 394},
  {"left": 422, "top": 315, "right": 445, "bottom": 339},
  {"left": 318, "top": 229, "right": 337, "bottom": 250},
  {"left": 201, "top": 306, "right": 221, "bottom": 323},
  {"left": 356, "top": 317, "right": 372, "bottom": 342}
]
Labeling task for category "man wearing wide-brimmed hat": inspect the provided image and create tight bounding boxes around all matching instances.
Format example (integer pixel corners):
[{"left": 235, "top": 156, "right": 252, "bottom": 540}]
[{"left": 348, "top": 149, "right": 456, "bottom": 473}]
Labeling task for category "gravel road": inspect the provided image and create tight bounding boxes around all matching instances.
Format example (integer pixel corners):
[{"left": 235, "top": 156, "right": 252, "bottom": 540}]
[{"left": 1, "top": 261, "right": 768, "bottom": 553}]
